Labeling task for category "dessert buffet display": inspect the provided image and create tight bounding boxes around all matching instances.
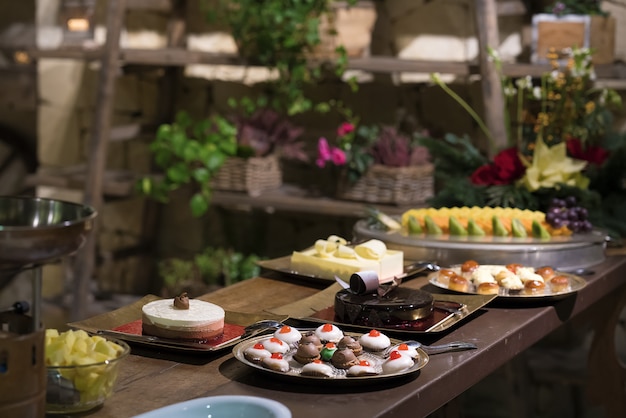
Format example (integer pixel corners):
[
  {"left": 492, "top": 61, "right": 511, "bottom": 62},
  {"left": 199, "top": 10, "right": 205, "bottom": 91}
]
[
  {"left": 428, "top": 260, "right": 586, "bottom": 299},
  {"left": 290, "top": 235, "right": 404, "bottom": 281},
  {"left": 233, "top": 323, "right": 429, "bottom": 384},
  {"left": 355, "top": 206, "right": 607, "bottom": 270}
]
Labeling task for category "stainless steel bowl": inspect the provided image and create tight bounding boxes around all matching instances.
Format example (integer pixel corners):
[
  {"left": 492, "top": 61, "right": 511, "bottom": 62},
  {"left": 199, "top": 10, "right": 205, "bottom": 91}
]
[{"left": 0, "top": 196, "right": 96, "bottom": 268}]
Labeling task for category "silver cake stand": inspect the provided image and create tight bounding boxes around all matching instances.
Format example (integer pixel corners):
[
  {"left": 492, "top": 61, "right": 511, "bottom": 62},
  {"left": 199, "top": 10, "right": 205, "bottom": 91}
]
[
  {"left": 0, "top": 196, "right": 97, "bottom": 330},
  {"left": 353, "top": 219, "right": 607, "bottom": 271}
]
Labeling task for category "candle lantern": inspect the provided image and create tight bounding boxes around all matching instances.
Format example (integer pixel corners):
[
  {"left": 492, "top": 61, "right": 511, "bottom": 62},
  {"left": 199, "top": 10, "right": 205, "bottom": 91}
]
[{"left": 60, "top": 0, "right": 97, "bottom": 44}]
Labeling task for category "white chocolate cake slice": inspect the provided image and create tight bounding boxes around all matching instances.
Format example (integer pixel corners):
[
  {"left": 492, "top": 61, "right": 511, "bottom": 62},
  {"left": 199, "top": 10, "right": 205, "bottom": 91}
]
[{"left": 290, "top": 236, "right": 403, "bottom": 281}]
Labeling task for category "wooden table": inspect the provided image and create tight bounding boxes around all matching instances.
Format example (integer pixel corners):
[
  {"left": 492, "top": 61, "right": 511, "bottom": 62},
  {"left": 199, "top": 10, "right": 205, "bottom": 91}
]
[{"left": 85, "top": 256, "right": 626, "bottom": 418}]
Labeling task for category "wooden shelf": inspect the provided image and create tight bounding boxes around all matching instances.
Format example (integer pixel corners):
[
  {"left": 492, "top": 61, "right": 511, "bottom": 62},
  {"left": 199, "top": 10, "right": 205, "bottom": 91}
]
[{"left": 211, "top": 185, "right": 414, "bottom": 217}]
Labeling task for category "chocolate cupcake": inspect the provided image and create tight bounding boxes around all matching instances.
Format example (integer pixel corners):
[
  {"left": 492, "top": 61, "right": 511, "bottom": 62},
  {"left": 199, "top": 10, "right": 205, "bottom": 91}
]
[
  {"left": 293, "top": 342, "right": 321, "bottom": 364},
  {"left": 299, "top": 331, "right": 323, "bottom": 351},
  {"left": 337, "top": 335, "right": 363, "bottom": 356},
  {"left": 330, "top": 348, "right": 360, "bottom": 369}
]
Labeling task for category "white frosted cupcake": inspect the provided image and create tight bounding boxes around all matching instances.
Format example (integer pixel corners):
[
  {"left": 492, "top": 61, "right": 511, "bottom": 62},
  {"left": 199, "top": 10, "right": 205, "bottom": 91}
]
[
  {"left": 359, "top": 329, "right": 391, "bottom": 351},
  {"left": 315, "top": 323, "right": 344, "bottom": 343}
]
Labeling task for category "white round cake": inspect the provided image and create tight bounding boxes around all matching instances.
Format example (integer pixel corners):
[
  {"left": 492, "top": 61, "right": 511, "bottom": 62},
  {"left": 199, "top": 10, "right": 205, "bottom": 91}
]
[{"left": 141, "top": 298, "right": 225, "bottom": 341}]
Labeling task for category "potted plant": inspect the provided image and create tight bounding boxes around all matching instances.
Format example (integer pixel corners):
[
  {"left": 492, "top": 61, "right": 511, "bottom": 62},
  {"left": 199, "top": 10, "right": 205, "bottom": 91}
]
[
  {"left": 139, "top": 106, "right": 307, "bottom": 217},
  {"left": 315, "top": 117, "right": 434, "bottom": 205},
  {"left": 532, "top": 0, "right": 615, "bottom": 64},
  {"left": 206, "top": 0, "right": 361, "bottom": 115}
]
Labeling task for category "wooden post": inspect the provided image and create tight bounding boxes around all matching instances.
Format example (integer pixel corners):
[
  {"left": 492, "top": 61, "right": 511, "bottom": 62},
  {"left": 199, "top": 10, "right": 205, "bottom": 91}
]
[
  {"left": 474, "top": 0, "right": 507, "bottom": 157},
  {"left": 71, "top": 0, "right": 126, "bottom": 320}
]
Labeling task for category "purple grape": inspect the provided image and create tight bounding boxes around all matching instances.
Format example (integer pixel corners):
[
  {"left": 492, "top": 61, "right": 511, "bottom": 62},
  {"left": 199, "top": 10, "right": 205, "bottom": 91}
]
[
  {"left": 552, "top": 218, "right": 564, "bottom": 228},
  {"left": 565, "top": 196, "right": 577, "bottom": 207},
  {"left": 546, "top": 212, "right": 558, "bottom": 225},
  {"left": 578, "top": 207, "right": 588, "bottom": 219},
  {"left": 570, "top": 221, "right": 581, "bottom": 232},
  {"left": 581, "top": 220, "right": 593, "bottom": 232},
  {"left": 551, "top": 198, "right": 566, "bottom": 208},
  {"left": 567, "top": 208, "right": 580, "bottom": 221}
]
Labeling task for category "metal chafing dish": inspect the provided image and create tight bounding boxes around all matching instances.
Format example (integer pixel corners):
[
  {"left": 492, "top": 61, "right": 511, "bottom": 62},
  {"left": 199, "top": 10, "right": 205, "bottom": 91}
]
[
  {"left": 353, "top": 219, "right": 607, "bottom": 271},
  {"left": 0, "top": 195, "right": 96, "bottom": 327}
]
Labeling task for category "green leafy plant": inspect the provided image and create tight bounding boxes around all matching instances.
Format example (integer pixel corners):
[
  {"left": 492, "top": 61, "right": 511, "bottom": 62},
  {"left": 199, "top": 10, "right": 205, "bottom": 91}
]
[
  {"left": 206, "top": 0, "right": 358, "bottom": 115},
  {"left": 158, "top": 247, "right": 262, "bottom": 296},
  {"left": 139, "top": 111, "right": 238, "bottom": 217},
  {"left": 140, "top": 107, "right": 307, "bottom": 217}
]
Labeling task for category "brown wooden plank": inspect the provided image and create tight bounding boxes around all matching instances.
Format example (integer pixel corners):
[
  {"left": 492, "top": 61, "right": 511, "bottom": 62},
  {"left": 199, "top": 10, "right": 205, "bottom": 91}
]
[
  {"left": 126, "top": 0, "right": 172, "bottom": 11},
  {"left": 474, "top": 0, "right": 507, "bottom": 156},
  {"left": 496, "top": 0, "right": 527, "bottom": 16},
  {"left": 72, "top": 0, "right": 128, "bottom": 321}
]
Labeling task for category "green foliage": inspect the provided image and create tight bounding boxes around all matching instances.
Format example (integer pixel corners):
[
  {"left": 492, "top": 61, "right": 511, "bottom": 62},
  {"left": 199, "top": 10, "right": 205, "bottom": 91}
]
[
  {"left": 194, "top": 247, "right": 261, "bottom": 286},
  {"left": 138, "top": 111, "right": 238, "bottom": 217},
  {"left": 417, "top": 133, "right": 489, "bottom": 183},
  {"left": 157, "top": 247, "right": 262, "bottom": 291},
  {"left": 207, "top": 0, "right": 357, "bottom": 116}
]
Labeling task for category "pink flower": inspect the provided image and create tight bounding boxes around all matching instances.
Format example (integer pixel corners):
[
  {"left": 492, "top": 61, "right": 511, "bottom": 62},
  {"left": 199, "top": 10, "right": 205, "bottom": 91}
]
[
  {"left": 330, "top": 148, "right": 347, "bottom": 165},
  {"left": 337, "top": 122, "right": 355, "bottom": 137},
  {"left": 316, "top": 137, "right": 331, "bottom": 167}
]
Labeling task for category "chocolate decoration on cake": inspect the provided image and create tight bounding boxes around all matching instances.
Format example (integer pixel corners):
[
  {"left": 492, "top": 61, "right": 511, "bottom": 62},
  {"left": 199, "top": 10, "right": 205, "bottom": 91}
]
[
  {"left": 173, "top": 292, "right": 190, "bottom": 310},
  {"left": 334, "top": 287, "right": 434, "bottom": 328}
]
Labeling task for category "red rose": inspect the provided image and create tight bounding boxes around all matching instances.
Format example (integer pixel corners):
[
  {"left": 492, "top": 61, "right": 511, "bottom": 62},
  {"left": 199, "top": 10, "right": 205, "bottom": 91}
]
[
  {"left": 471, "top": 165, "right": 498, "bottom": 185},
  {"left": 492, "top": 147, "right": 525, "bottom": 183},
  {"left": 470, "top": 147, "right": 525, "bottom": 186},
  {"left": 566, "top": 138, "right": 608, "bottom": 166}
]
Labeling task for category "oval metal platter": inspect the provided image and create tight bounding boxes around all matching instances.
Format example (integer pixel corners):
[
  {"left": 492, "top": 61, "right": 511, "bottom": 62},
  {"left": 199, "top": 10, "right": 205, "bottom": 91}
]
[
  {"left": 233, "top": 330, "right": 429, "bottom": 386},
  {"left": 427, "top": 265, "right": 586, "bottom": 300}
]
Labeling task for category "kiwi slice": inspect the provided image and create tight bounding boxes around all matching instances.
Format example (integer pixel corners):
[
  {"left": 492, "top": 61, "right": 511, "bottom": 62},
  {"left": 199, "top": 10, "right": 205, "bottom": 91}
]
[
  {"left": 424, "top": 215, "right": 443, "bottom": 235},
  {"left": 532, "top": 220, "right": 551, "bottom": 239},
  {"left": 408, "top": 215, "right": 423, "bottom": 235},
  {"left": 467, "top": 218, "right": 486, "bottom": 236},
  {"left": 449, "top": 216, "right": 468, "bottom": 236},
  {"left": 492, "top": 216, "right": 509, "bottom": 237},
  {"left": 511, "top": 218, "right": 528, "bottom": 238}
]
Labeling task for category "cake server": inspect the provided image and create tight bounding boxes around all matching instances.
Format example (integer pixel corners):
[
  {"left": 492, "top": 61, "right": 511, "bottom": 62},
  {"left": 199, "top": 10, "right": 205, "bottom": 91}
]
[{"left": 382, "top": 340, "right": 477, "bottom": 356}]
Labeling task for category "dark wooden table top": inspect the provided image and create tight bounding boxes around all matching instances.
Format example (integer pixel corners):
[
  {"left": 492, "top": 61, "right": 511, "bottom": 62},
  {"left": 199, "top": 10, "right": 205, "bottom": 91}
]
[{"left": 85, "top": 255, "right": 626, "bottom": 418}]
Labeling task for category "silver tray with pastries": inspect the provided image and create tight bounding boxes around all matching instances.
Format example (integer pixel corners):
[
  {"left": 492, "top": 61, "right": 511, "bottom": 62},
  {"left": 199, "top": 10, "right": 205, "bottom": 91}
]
[{"left": 352, "top": 219, "right": 608, "bottom": 271}]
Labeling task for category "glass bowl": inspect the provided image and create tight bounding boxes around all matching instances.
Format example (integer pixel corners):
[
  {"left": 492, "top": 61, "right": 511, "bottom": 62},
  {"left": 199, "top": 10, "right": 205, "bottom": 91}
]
[{"left": 45, "top": 335, "right": 130, "bottom": 414}]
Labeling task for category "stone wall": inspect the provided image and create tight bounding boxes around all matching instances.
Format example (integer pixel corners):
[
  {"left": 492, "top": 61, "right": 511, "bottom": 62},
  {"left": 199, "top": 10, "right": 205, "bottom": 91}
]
[{"left": 27, "top": 0, "right": 626, "bottom": 297}]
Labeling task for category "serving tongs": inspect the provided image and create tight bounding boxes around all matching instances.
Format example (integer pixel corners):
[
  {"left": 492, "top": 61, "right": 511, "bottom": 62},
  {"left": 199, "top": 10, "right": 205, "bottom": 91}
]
[{"left": 95, "top": 319, "right": 284, "bottom": 350}]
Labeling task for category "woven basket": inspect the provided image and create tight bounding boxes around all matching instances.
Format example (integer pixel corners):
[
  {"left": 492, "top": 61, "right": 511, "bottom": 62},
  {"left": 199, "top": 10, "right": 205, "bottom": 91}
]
[
  {"left": 211, "top": 154, "right": 282, "bottom": 196},
  {"left": 337, "top": 163, "right": 435, "bottom": 205}
]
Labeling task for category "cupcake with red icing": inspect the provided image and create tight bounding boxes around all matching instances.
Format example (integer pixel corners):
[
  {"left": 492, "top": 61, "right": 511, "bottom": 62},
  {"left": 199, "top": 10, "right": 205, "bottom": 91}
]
[
  {"left": 347, "top": 360, "right": 378, "bottom": 377},
  {"left": 243, "top": 342, "right": 271, "bottom": 363},
  {"left": 273, "top": 325, "right": 302, "bottom": 345},
  {"left": 359, "top": 329, "right": 391, "bottom": 352},
  {"left": 382, "top": 350, "right": 414, "bottom": 374},
  {"left": 300, "top": 359, "right": 334, "bottom": 378},
  {"left": 262, "top": 352, "right": 290, "bottom": 373},
  {"left": 262, "top": 337, "right": 290, "bottom": 354},
  {"left": 315, "top": 323, "right": 344, "bottom": 343}
]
